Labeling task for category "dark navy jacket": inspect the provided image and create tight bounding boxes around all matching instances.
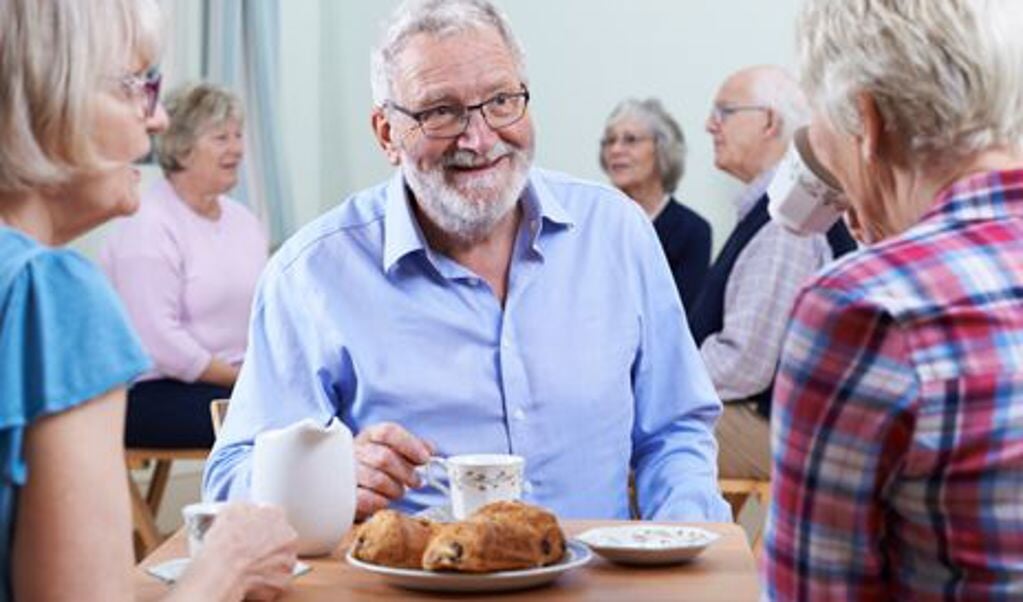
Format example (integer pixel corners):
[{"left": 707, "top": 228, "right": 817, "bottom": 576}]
[{"left": 653, "top": 198, "right": 712, "bottom": 322}]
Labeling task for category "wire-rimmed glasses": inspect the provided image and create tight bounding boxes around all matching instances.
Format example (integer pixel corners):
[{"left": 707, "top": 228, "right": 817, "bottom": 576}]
[
  {"left": 709, "top": 104, "right": 770, "bottom": 124},
  {"left": 385, "top": 84, "right": 530, "bottom": 139},
  {"left": 600, "top": 132, "right": 654, "bottom": 149}
]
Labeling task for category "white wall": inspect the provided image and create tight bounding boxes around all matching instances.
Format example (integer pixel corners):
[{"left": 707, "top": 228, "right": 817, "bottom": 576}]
[
  {"left": 75, "top": 0, "right": 805, "bottom": 258},
  {"left": 305, "top": 0, "right": 804, "bottom": 251}
]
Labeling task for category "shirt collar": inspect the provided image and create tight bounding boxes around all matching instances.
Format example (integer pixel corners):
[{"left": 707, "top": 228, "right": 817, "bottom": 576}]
[
  {"left": 735, "top": 167, "right": 777, "bottom": 220},
  {"left": 922, "top": 167, "right": 1023, "bottom": 226},
  {"left": 382, "top": 172, "right": 428, "bottom": 273},
  {"left": 521, "top": 169, "right": 574, "bottom": 233},
  {"left": 382, "top": 168, "right": 574, "bottom": 273}
]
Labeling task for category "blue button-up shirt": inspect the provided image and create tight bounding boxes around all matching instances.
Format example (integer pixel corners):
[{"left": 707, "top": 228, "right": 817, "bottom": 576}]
[{"left": 203, "top": 168, "right": 730, "bottom": 521}]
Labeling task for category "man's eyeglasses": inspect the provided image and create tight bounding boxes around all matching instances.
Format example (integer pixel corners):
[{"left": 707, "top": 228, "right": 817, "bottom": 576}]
[
  {"left": 709, "top": 104, "right": 770, "bottom": 124},
  {"left": 117, "top": 70, "right": 162, "bottom": 118},
  {"left": 385, "top": 84, "right": 530, "bottom": 139},
  {"left": 600, "top": 133, "right": 654, "bottom": 149}
]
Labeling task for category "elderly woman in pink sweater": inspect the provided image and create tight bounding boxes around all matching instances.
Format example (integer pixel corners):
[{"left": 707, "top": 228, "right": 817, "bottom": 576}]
[{"left": 102, "top": 82, "right": 267, "bottom": 448}]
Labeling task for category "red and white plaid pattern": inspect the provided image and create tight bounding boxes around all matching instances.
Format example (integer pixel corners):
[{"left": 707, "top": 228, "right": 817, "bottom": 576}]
[{"left": 764, "top": 169, "right": 1023, "bottom": 601}]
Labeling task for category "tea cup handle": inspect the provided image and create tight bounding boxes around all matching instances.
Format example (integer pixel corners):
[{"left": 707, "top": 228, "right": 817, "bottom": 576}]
[{"left": 424, "top": 456, "right": 450, "bottom": 497}]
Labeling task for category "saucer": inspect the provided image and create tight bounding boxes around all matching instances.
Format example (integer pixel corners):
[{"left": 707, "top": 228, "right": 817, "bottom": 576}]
[
  {"left": 576, "top": 525, "right": 720, "bottom": 565},
  {"left": 145, "top": 557, "right": 311, "bottom": 584}
]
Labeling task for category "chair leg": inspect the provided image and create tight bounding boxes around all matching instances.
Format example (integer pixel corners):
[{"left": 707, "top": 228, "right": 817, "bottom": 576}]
[
  {"left": 147, "top": 460, "right": 172, "bottom": 515},
  {"left": 128, "top": 469, "right": 162, "bottom": 557},
  {"left": 723, "top": 491, "right": 751, "bottom": 520},
  {"left": 749, "top": 483, "right": 772, "bottom": 560}
]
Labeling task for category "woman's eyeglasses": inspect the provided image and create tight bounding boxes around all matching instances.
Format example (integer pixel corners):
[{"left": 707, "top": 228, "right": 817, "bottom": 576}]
[
  {"left": 116, "top": 70, "right": 162, "bottom": 118},
  {"left": 600, "top": 133, "right": 654, "bottom": 149}
]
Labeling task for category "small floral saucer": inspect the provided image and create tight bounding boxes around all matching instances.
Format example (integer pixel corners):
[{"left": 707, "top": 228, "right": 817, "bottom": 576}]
[{"left": 576, "top": 525, "right": 720, "bottom": 565}]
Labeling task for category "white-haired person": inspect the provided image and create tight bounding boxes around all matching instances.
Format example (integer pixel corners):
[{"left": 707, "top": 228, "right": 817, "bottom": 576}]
[
  {"left": 102, "top": 82, "right": 267, "bottom": 450},
  {"left": 0, "top": 1, "right": 296, "bottom": 599},
  {"left": 766, "top": 0, "right": 1023, "bottom": 599},
  {"left": 204, "top": 0, "right": 731, "bottom": 525},
  {"left": 599, "top": 98, "right": 712, "bottom": 316},
  {"left": 691, "top": 65, "right": 856, "bottom": 485}
]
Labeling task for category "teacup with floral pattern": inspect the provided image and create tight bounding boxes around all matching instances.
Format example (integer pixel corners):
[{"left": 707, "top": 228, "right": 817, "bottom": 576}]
[{"left": 425, "top": 454, "right": 524, "bottom": 519}]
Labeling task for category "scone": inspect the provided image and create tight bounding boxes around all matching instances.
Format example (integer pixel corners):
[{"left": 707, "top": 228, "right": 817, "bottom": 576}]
[
  {"left": 350, "top": 509, "right": 438, "bottom": 568},
  {"left": 471, "top": 501, "right": 566, "bottom": 565},
  {"left": 422, "top": 517, "right": 545, "bottom": 572}
]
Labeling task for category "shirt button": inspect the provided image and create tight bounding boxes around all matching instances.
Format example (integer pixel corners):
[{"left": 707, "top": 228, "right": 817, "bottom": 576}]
[{"left": 513, "top": 409, "right": 526, "bottom": 421}]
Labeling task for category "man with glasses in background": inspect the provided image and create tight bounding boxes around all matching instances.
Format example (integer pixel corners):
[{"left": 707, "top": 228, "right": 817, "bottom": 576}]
[
  {"left": 690, "top": 66, "right": 855, "bottom": 493},
  {"left": 204, "top": 0, "right": 730, "bottom": 524}
]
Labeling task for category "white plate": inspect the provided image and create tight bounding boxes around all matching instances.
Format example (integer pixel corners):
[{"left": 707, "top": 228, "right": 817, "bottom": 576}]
[
  {"left": 345, "top": 539, "right": 591, "bottom": 593},
  {"left": 145, "top": 557, "right": 311, "bottom": 584},
  {"left": 576, "top": 525, "right": 720, "bottom": 565}
]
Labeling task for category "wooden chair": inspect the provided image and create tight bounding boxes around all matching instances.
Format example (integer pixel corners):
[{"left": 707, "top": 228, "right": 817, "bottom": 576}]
[
  {"left": 719, "top": 477, "right": 771, "bottom": 557},
  {"left": 126, "top": 447, "right": 208, "bottom": 557},
  {"left": 210, "top": 398, "right": 230, "bottom": 436},
  {"left": 129, "top": 399, "right": 231, "bottom": 556}
]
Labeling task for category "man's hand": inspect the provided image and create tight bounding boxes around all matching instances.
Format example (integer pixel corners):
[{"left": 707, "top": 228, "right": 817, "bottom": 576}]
[{"left": 354, "top": 422, "right": 434, "bottom": 520}]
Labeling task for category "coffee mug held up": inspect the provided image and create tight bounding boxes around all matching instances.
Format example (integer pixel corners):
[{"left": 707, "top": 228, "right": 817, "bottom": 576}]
[
  {"left": 425, "top": 454, "right": 524, "bottom": 519},
  {"left": 767, "top": 126, "right": 849, "bottom": 235}
]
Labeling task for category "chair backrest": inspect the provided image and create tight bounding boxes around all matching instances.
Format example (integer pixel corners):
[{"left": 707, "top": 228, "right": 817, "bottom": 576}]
[{"left": 210, "top": 398, "right": 230, "bottom": 437}]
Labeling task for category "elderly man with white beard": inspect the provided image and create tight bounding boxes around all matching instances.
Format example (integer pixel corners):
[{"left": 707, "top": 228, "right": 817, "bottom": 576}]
[{"left": 204, "top": 0, "right": 730, "bottom": 524}]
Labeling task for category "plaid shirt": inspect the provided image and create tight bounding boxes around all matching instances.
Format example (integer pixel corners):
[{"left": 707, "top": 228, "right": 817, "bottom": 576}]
[
  {"left": 701, "top": 168, "right": 834, "bottom": 401},
  {"left": 764, "top": 169, "right": 1023, "bottom": 601}
]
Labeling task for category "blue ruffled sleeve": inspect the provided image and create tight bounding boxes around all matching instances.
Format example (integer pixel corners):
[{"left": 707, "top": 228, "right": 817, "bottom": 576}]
[{"left": 1, "top": 234, "right": 151, "bottom": 486}]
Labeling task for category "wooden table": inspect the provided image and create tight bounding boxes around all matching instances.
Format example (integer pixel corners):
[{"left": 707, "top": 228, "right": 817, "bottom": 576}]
[{"left": 134, "top": 521, "right": 760, "bottom": 601}]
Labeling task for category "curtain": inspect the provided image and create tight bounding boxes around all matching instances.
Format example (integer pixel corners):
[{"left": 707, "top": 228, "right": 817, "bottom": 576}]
[{"left": 202, "top": 0, "right": 294, "bottom": 246}]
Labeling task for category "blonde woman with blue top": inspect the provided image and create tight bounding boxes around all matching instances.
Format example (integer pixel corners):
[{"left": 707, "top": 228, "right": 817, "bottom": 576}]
[{"left": 0, "top": 0, "right": 296, "bottom": 599}]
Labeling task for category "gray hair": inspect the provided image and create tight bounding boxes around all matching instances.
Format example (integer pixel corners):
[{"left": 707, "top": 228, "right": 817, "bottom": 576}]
[
  {"left": 0, "top": 0, "right": 162, "bottom": 192},
  {"left": 370, "top": 0, "right": 527, "bottom": 106},
  {"left": 155, "top": 82, "right": 244, "bottom": 174},
  {"left": 746, "top": 66, "right": 809, "bottom": 143},
  {"left": 600, "top": 98, "right": 688, "bottom": 193},
  {"left": 798, "top": 0, "right": 1023, "bottom": 168}
]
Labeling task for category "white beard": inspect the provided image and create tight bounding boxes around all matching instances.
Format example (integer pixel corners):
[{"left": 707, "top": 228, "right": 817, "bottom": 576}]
[{"left": 402, "top": 140, "right": 533, "bottom": 243}]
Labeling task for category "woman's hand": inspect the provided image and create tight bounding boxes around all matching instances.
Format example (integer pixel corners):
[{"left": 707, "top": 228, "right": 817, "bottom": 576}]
[{"left": 178, "top": 503, "right": 298, "bottom": 601}]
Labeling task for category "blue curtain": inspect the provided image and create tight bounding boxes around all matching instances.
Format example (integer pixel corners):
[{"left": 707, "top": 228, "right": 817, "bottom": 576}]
[{"left": 203, "top": 0, "right": 294, "bottom": 245}]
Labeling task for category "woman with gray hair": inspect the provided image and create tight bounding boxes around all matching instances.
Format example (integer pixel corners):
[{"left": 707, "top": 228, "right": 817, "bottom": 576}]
[
  {"left": 766, "top": 0, "right": 1023, "bottom": 598},
  {"left": 599, "top": 98, "right": 712, "bottom": 312},
  {"left": 102, "top": 82, "right": 268, "bottom": 450},
  {"left": 0, "top": 1, "right": 295, "bottom": 599}
]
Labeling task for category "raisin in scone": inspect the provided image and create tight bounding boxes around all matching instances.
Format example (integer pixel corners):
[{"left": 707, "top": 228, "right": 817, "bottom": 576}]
[
  {"left": 422, "top": 517, "right": 545, "bottom": 572},
  {"left": 471, "top": 500, "right": 566, "bottom": 565}
]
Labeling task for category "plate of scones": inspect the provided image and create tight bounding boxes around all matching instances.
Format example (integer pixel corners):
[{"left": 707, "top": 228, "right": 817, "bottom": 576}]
[{"left": 346, "top": 501, "right": 591, "bottom": 593}]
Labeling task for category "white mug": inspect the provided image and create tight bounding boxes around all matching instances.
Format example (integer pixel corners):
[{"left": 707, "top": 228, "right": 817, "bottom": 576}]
[
  {"left": 181, "top": 501, "right": 229, "bottom": 557},
  {"left": 426, "top": 454, "right": 524, "bottom": 519},
  {"left": 768, "top": 126, "right": 849, "bottom": 235}
]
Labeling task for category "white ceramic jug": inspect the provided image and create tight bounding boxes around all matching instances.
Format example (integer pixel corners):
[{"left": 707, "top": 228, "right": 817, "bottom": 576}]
[{"left": 250, "top": 417, "right": 356, "bottom": 557}]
